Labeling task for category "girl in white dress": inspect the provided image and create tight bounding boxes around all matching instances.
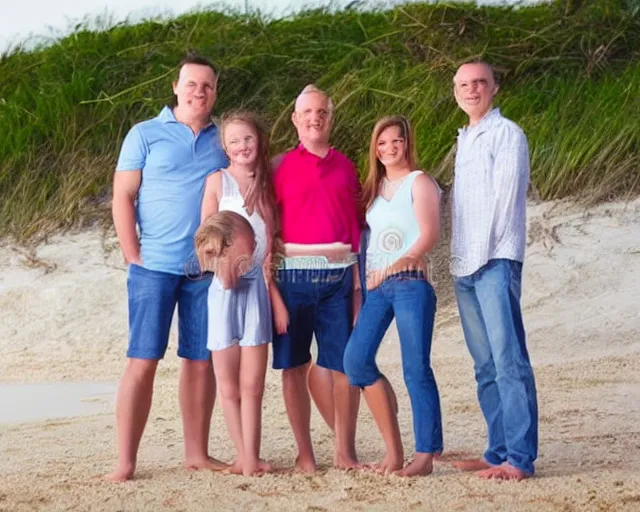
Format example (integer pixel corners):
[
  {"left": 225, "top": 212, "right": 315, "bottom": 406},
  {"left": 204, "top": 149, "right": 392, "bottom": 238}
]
[{"left": 200, "top": 112, "right": 287, "bottom": 476}]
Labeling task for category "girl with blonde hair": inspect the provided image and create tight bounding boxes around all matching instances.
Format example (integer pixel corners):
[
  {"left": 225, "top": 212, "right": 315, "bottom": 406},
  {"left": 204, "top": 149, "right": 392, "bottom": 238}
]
[{"left": 200, "top": 111, "right": 286, "bottom": 476}]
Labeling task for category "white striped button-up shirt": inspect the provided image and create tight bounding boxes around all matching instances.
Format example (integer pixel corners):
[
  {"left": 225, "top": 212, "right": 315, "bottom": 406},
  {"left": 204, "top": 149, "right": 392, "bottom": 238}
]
[{"left": 451, "top": 108, "right": 530, "bottom": 278}]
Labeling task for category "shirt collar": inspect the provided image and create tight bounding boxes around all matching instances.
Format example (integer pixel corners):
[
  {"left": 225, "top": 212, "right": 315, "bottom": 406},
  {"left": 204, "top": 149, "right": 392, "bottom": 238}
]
[
  {"left": 458, "top": 107, "right": 501, "bottom": 136},
  {"left": 157, "top": 106, "right": 216, "bottom": 131},
  {"left": 297, "top": 143, "right": 335, "bottom": 162}
]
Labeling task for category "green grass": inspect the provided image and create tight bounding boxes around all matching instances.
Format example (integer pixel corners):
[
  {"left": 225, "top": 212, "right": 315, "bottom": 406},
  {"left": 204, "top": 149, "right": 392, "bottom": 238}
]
[{"left": 0, "top": 0, "right": 639, "bottom": 241}]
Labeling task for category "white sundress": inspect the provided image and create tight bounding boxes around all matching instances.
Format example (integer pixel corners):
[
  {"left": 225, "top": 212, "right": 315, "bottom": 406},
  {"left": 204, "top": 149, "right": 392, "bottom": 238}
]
[{"left": 206, "top": 169, "right": 272, "bottom": 351}]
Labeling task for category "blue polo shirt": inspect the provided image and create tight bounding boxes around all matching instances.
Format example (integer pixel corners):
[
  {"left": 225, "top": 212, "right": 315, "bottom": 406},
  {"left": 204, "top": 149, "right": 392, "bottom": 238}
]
[{"left": 116, "top": 106, "right": 228, "bottom": 275}]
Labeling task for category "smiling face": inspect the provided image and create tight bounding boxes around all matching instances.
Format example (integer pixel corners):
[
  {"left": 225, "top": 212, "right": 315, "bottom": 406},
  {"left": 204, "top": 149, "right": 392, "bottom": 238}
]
[
  {"left": 453, "top": 62, "right": 499, "bottom": 124},
  {"left": 376, "top": 124, "right": 408, "bottom": 170},
  {"left": 223, "top": 120, "right": 259, "bottom": 168},
  {"left": 292, "top": 91, "right": 332, "bottom": 147},
  {"left": 172, "top": 63, "right": 217, "bottom": 122}
]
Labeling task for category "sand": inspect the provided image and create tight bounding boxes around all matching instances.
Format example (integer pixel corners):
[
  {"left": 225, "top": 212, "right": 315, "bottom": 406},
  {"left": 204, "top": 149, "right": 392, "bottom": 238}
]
[{"left": 1, "top": 198, "right": 639, "bottom": 511}]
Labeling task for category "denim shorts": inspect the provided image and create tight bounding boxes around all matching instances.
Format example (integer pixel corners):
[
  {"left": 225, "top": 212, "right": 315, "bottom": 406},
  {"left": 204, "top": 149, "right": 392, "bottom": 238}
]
[
  {"left": 272, "top": 267, "right": 353, "bottom": 373},
  {"left": 126, "top": 264, "right": 212, "bottom": 361}
]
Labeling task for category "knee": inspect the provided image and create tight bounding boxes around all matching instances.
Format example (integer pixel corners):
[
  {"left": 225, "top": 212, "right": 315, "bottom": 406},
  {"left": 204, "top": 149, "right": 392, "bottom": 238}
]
[
  {"left": 474, "top": 359, "right": 497, "bottom": 383},
  {"left": 240, "top": 378, "right": 265, "bottom": 399},
  {"left": 494, "top": 359, "right": 533, "bottom": 381},
  {"left": 343, "top": 344, "right": 376, "bottom": 388},
  {"left": 126, "top": 358, "right": 158, "bottom": 383},
  {"left": 218, "top": 381, "right": 240, "bottom": 401},
  {"left": 282, "top": 364, "right": 309, "bottom": 390}
]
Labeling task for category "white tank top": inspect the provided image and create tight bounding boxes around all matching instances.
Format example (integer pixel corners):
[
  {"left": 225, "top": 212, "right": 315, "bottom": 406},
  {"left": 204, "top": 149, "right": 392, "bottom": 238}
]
[{"left": 218, "top": 169, "right": 268, "bottom": 267}]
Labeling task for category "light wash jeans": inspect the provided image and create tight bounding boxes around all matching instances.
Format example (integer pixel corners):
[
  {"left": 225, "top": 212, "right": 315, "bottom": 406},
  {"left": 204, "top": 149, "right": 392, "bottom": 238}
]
[
  {"left": 454, "top": 258, "right": 538, "bottom": 475},
  {"left": 344, "top": 272, "right": 443, "bottom": 454}
]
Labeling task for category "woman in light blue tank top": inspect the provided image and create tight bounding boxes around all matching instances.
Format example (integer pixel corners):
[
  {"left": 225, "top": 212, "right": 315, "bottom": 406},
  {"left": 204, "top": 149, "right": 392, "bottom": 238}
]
[{"left": 344, "top": 116, "right": 443, "bottom": 476}]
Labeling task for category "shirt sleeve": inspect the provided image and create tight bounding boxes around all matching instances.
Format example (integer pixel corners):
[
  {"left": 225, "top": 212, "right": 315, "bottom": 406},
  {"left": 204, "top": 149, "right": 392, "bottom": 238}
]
[
  {"left": 116, "top": 125, "right": 147, "bottom": 171},
  {"left": 492, "top": 124, "right": 530, "bottom": 236}
]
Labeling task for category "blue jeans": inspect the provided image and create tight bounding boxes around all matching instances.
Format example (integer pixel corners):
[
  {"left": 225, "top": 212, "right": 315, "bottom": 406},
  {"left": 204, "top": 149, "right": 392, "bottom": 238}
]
[
  {"left": 272, "top": 267, "right": 353, "bottom": 372},
  {"left": 454, "top": 259, "right": 538, "bottom": 475},
  {"left": 343, "top": 272, "right": 443, "bottom": 454},
  {"left": 126, "top": 264, "right": 212, "bottom": 361}
]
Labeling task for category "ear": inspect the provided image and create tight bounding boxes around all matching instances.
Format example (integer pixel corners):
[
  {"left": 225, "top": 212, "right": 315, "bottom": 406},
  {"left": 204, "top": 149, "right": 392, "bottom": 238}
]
[
  {"left": 172, "top": 80, "right": 178, "bottom": 95},
  {"left": 493, "top": 83, "right": 500, "bottom": 96},
  {"left": 291, "top": 111, "right": 298, "bottom": 127}
]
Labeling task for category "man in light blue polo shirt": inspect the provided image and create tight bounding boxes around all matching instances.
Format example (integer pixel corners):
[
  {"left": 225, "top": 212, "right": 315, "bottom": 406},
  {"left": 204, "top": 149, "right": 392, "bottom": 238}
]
[{"left": 106, "top": 53, "right": 228, "bottom": 482}]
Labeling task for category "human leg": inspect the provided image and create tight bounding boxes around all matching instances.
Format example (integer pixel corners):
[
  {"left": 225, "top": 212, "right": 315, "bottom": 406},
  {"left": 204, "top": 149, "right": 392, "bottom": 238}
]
[
  {"left": 106, "top": 358, "right": 159, "bottom": 482},
  {"left": 452, "top": 269, "right": 506, "bottom": 471},
  {"left": 392, "top": 277, "right": 441, "bottom": 476},
  {"left": 239, "top": 343, "right": 270, "bottom": 476},
  {"left": 343, "top": 286, "right": 398, "bottom": 472},
  {"left": 211, "top": 345, "right": 243, "bottom": 473},
  {"left": 316, "top": 268, "right": 360, "bottom": 468},
  {"left": 106, "top": 265, "right": 177, "bottom": 482},
  {"left": 308, "top": 363, "right": 335, "bottom": 430},
  {"left": 474, "top": 259, "right": 538, "bottom": 477},
  {"left": 272, "top": 270, "right": 316, "bottom": 472},
  {"left": 178, "top": 274, "right": 226, "bottom": 471}
]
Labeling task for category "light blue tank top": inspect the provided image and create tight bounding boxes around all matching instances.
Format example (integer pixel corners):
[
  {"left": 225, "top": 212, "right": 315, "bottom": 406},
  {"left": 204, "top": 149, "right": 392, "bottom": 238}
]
[{"left": 366, "top": 170, "right": 423, "bottom": 271}]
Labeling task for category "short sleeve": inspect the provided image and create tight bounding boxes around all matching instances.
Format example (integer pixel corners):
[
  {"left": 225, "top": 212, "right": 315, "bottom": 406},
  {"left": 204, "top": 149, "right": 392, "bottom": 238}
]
[{"left": 116, "top": 125, "right": 147, "bottom": 171}]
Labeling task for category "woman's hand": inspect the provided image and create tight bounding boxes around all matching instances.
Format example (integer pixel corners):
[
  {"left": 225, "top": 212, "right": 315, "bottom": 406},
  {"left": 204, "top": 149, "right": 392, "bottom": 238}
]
[{"left": 366, "top": 269, "right": 386, "bottom": 291}]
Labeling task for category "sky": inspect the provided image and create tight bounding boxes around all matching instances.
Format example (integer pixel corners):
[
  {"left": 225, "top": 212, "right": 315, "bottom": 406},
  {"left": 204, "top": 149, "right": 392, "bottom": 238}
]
[{"left": 0, "top": 0, "right": 425, "bottom": 53}]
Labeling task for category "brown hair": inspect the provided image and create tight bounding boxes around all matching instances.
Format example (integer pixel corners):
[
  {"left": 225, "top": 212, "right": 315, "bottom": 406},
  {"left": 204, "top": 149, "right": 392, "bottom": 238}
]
[
  {"left": 194, "top": 211, "right": 255, "bottom": 272},
  {"left": 220, "top": 111, "right": 283, "bottom": 279},
  {"left": 177, "top": 51, "right": 218, "bottom": 78},
  {"left": 361, "top": 115, "right": 418, "bottom": 212}
]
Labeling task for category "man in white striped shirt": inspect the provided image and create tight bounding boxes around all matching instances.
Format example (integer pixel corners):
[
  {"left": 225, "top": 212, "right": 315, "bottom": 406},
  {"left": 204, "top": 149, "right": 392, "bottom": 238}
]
[{"left": 449, "top": 61, "right": 539, "bottom": 480}]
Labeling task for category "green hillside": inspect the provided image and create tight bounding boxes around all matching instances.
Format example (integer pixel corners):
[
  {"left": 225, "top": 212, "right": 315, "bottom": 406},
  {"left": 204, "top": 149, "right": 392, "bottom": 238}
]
[{"left": 1, "top": 0, "right": 639, "bottom": 240}]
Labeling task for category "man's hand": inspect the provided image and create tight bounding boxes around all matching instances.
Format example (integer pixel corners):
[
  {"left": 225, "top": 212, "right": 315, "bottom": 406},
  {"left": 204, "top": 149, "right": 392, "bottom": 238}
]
[
  {"left": 272, "top": 297, "right": 289, "bottom": 335},
  {"left": 124, "top": 252, "right": 143, "bottom": 266}
]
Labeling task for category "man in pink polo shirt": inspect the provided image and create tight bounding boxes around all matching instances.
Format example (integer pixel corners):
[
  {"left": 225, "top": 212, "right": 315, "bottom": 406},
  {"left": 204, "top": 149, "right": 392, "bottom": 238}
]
[{"left": 272, "top": 85, "right": 362, "bottom": 472}]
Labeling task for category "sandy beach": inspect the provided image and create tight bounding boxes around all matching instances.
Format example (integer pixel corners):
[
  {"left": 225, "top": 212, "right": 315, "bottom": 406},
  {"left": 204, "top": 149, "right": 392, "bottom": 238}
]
[{"left": 1, "top": 197, "right": 639, "bottom": 511}]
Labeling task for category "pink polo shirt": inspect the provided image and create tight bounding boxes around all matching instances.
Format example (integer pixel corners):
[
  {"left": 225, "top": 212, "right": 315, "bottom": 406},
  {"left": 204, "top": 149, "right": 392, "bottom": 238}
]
[{"left": 274, "top": 145, "right": 362, "bottom": 252}]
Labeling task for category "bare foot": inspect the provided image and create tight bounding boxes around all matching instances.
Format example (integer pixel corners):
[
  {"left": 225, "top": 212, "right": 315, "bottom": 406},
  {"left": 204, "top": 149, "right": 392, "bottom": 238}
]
[
  {"left": 369, "top": 453, "right": 403, "bottom": 475},
  {"left": 258, "top": 460, "right": 274, "bottom": 473},
  {"left": 105, "top": 464, "right": 135, "bottom": 483},
  {"left": 295, "top": 454, "right": 317, "bottom": 474},
  {"left": 184, "top": 456, "right": 229, "bottom": 472},
  {"left": 334, "top": 452, "right": 362, "bottom": 470},
  {"left": 395, "top": 453, "right": 433, "bottom": 477},
  {"left": 451, "top": 458, "right": 492, "bottom": 472},
  {"left": 226, "top": 460, "right": 244, "bottom": 475},
  {"left": 477, "top": 463, "right": 529, "bottom": 481}
]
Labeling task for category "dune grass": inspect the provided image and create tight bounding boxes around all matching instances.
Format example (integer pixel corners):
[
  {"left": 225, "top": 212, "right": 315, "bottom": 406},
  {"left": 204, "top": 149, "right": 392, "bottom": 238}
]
[{"left": 0, "top": 0, "right": 639, "bottom": 241}]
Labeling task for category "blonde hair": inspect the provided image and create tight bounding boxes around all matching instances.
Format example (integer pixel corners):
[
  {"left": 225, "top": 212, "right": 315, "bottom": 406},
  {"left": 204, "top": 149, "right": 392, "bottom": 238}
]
[
  {"left": 195, "top": 211, "right": 255, "bottom": 272},
  {"left": 361, "top": 115, "right": 418, "bottom": 212},
  {"left": 294, "top": 84, "right": 334, "bottom": 114},
  {"left": 219, "top": 111, "right": 283, "bottom": 281}
]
